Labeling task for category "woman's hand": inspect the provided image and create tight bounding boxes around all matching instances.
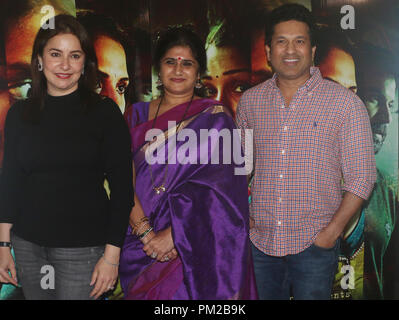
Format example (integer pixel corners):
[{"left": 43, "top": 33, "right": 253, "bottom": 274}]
[
  {"left": 249, "top": 216, "right": 255, "bottom": 229},
  {"left": 142, "top": 227, "right": 175, "bottom": 262},
  {"left": 0, "top": 247, "right": 18, "bottom": 286},
  {"left": 89, "top": 245, "right": 120, "bottom": 299}
]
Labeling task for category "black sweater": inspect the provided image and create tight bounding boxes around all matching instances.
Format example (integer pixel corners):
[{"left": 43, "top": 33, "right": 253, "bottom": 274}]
[{"left": 0, "top": 90, "right": 134, "bottom": 248}]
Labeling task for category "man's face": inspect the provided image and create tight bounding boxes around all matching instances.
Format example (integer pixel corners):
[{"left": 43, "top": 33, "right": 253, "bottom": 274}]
[
  {"left": 318, "top": 47, "right": 357, "bottom": 93},
  {"left": 94, "top": 35, "right": 129, "bottom": 113},
  {"left": 361, "top": 72, "right": 397, "bottom": 154},
  {"left": 202, "top": 44, "right": 251, "bottom": 116},
  {"left": 266, "top": 20, "right": 316, "bottom": 83}
]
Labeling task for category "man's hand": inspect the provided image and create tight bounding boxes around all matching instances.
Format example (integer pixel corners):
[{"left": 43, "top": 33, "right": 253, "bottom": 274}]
[{"left": 314, "top": 225, "right": 340, "bottom": 249}]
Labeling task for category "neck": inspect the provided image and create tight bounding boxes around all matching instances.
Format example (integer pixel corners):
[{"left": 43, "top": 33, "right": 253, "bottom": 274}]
[
  {"left": 162, "top": 90, "right": 195, "bottom": 109},
  {"left": 276, "top": 72, "right": 311, "bottom": 92},
  {"left": 276, "top": 71, "right": 311, "bottom": 106}
]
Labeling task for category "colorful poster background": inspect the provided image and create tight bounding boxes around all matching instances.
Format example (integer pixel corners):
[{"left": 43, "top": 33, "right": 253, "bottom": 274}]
[{"left": 0, "top": 0, "right": 397, "bottom": 300}]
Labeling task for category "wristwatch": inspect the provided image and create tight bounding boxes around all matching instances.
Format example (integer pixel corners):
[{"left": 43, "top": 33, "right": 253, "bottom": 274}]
[{"left": 0, "top": 241, "right": 12, "bottom": 248}]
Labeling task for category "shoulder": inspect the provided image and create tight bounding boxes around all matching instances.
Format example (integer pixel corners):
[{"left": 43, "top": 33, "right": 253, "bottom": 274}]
[
  {"left": 199, "top": 101, "right": 236, "bottom": 128},
  {"left": 239, "top": 79, "right": 274, "bottom": 107},
  {"left": 95, "top": 95, "right": 120, "bottom": 113},
  {"left": 244, "top": 79, "right": 272, "bottom": 97},
  {"left": 320, "top": 78, "right": 363, "bottom": 105},
  {"left": 5, "top": 100, "right": 29, "bottom": 123},
  {"left": 201, "top": 100, "right": 233, "bottom": 118},
  {"left": 318, "top": 78, "right": 366, "bottom": 114},
  {"left": 124, "top": 101, "right": 149, "bottom": 128}
]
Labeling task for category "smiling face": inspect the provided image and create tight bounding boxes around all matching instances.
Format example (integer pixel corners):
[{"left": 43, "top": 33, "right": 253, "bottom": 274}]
[
  {"left": 38, "top": 33, "right": 85, "bottom": 96},
  {"left": 94, "top": 35, "right": 129, "bottom": 113},
  {"left": 266, "top": 20, "right": 315, "bottom": 84},
  {"left": 203, "top": 44, "right": 251, "bottom": 115},
  {"left": 159, "top": 45, "right": 199, "bottom": 97}
]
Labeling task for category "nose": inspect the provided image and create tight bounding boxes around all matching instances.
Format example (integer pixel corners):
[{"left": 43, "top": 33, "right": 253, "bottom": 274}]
[
  {"left": 60, "top": 57, "right": 71, "bottom": 70},
  {"left": 175, "top": 62, "right": 183, "bottom": 75},
  {"left": 286, "top": 41, "right": 295, "bottom": 54}
]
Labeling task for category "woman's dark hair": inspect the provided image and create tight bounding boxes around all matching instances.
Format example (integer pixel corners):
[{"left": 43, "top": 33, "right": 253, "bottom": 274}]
[
  {"left": 28, "top": 14, "right": 98, "bottom": 122},
  {"left": 153, "top": 25, "right": 207, "bottom": 97},
  {"left": 265, "top": 4, "right": 316, "bottom": 47}
]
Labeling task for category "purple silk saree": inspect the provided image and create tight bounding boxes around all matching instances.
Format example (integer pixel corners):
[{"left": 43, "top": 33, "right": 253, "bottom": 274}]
[{"left": 119, "top": 98, "right": 257, "bottom": 300}]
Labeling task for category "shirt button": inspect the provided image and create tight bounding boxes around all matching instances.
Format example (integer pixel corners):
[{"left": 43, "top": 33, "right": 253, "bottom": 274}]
[
  {"left": 281, "top": 150, "right": 285, "bottom": 154},
  {"left": 277, "top": 221, "right": 282, "bottom": 226},
  {"left": 278, "top": 197, "right": 282, "bottom": 202},
  {"left": 281, "top": 104, "right": 285, "bottom": 109},
  {"left": 283, "top": 126, "right": 288, "bottom": 131},
  {"left": 279, "top": 174, "right": 283, "bottom": 178}
]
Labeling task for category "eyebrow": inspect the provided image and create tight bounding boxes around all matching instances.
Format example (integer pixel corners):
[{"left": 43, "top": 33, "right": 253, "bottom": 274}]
[
  {"left": 48, "top": 48, "right": 84, "bottom": 54},
  {"left": 98, "top": 71, "right": 129, "bottom": 82},
  {"left": 274, "top": 35, "right": 307, "bottom": 40},
  {"left": 203, "top": 68, "right": 251, "bottom": 80},
  {"left": 163, "top": 57, "right": 196, "bottom": 62}
]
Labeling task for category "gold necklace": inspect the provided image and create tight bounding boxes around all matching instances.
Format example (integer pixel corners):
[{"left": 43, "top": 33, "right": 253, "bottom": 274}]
[{"left": 148, "top": 93, "right": 194, "bottom": 194}]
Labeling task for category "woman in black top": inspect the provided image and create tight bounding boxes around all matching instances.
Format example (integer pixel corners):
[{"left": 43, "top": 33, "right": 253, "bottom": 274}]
[{"left": 0, "top": 15, "right": 133, "bottom": 300}]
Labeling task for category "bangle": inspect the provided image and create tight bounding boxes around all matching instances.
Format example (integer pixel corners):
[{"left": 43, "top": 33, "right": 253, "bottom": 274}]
[
  {"left": 134, "top": 221, "right": 150, "bottom": 236},
  {"left": 0, "top": 242, "right": 12, "bottom": 248},
  {"left": 138, "top": 227, "right": 153, "bottom": 240},
  {"left": 102, "top": 254, "right": 119, "bottom": 267},
  {"left": 132, "top": 217, "right": 150, "bottom": 235}
]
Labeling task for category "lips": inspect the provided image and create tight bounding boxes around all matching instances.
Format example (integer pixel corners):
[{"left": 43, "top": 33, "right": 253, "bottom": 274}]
[
  {"left": 283, "top": 57, "right": 300, "bottom": 65},
  {"left": 55, "top": 73, "right": 72, "bottom": 79},
  {"left": 170, "top": 78, "right": 185, "bottom": 82}
]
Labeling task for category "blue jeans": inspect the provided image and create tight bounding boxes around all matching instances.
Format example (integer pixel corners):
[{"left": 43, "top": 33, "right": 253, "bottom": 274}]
[
  {"left": 251, "top": 240, "right": 339, "bottom": 300},
  {"left": 11, "top": 232, "right": 104, "bottom": 300}
]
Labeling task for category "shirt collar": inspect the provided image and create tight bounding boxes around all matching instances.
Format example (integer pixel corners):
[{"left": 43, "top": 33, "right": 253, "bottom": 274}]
[{"left": 269, "top": 66, "right": 322, "bottom": 94}]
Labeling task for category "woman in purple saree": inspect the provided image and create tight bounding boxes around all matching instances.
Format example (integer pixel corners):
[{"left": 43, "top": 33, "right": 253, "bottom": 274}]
[{"left": 119, "top": 26, "right": 257, "bottom": 300}]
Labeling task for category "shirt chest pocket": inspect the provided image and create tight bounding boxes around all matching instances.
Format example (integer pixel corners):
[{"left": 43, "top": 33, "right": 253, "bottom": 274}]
[{"left": 292, "top": 119, "right": 337, "bottom": 157}]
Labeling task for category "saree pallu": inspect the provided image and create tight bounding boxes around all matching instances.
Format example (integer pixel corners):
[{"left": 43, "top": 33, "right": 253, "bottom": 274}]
[{"left": 119, "top": 98, "right": 257, "bottom": 300}]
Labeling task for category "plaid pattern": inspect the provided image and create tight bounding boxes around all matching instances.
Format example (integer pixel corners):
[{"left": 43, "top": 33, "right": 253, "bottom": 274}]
[{"left": 236, "top": 67, "right": 376, "bottom": 257}]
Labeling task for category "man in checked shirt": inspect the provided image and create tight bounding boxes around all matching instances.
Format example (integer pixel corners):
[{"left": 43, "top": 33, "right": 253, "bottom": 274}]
[{"left": 236, "top": 4, "right": 377, "bottom": 300}]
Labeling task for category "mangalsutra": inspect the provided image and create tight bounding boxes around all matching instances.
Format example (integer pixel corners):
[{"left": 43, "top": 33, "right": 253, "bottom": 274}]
[{"left": 148, "top": 93, "right": 194, "bottom": 194}]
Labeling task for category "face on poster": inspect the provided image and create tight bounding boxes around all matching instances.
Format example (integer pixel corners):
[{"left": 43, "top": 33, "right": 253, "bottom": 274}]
[{"left": 0, "top": 0, "right": 397, "bottom": 301}]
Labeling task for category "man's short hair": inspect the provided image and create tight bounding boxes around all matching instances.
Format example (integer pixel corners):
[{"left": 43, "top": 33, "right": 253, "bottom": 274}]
[{"left": 265, "top": 3, "right": 316, "bottom": 47}]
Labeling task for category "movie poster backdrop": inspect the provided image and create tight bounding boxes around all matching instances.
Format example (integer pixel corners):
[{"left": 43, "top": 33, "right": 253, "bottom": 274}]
[{"left": 0, "top": 0, "right": 397, "bottom": 300}]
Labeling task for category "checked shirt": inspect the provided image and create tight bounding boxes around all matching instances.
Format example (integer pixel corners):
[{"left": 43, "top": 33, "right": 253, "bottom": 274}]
[{"left": 236, "top": 67, "right": 376, "bottom": 257}]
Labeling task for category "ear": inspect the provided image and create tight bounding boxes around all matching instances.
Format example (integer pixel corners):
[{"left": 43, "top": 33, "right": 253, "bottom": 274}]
[
  {"left": 265, "top": 45, "right": 271, "bottom": 62},
  {"left": 311, "top": 46, "right": 316, "bottom": 63}
]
